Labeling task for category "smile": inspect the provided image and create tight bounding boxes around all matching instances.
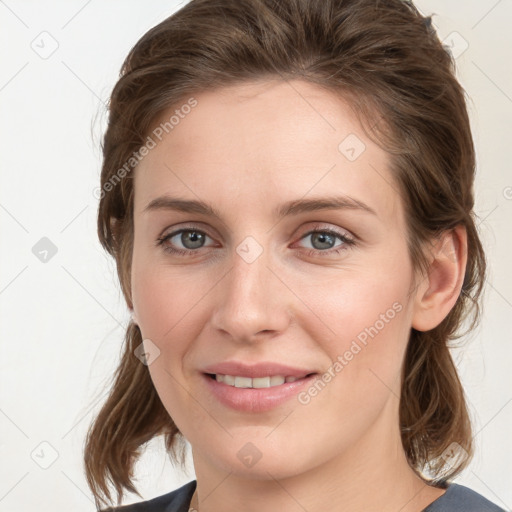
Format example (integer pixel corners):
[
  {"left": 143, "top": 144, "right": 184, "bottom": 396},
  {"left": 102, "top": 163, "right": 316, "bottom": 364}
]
[{"left": 209, "top": 373, "right": 313, "bottom": 388}]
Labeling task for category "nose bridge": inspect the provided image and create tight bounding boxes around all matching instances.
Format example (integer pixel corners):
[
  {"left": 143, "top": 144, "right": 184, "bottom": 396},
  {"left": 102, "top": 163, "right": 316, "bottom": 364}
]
[{"left": 210, "top": 235, "right": 291, "bottom": 341}]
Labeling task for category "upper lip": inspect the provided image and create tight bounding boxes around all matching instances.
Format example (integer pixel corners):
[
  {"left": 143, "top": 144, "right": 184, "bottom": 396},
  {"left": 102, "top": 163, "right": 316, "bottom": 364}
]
[{"left": 202, "top": 361, "right": 317, "bottom": 379}]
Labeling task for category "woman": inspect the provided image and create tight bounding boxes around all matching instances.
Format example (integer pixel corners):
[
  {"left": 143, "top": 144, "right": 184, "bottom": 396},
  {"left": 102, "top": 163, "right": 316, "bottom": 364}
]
[{"left": 83, "top": 0, "right": 506, "bottom": 510}]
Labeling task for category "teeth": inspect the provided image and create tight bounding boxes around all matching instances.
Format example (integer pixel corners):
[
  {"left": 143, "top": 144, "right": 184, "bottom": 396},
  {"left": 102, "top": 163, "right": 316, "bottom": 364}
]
[
  {"left": 214, "top": 374, "right": 304, "bottom": 388},
  {"left": 223, "top": 374, "right": 236, "bottom": 386},
  {"left": 235, "top": 376, "right": 252, "bottom": 388}
]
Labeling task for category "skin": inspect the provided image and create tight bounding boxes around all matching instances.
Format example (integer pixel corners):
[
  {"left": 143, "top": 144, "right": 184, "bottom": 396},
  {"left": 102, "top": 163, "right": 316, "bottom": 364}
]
[{"left": 130, "top": 79, "right": 467, "bottom": 512}]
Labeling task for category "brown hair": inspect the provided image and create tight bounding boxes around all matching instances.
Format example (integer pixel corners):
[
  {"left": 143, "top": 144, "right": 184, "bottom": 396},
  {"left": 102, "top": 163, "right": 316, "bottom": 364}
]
[{"left": 84, "top": 0, "right": 487, "bottom": 508}]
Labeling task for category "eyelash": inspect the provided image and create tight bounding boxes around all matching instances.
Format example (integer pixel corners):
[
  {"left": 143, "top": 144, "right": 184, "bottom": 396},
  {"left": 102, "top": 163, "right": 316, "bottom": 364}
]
[{"left": 156, "top": 224, "right": 356, "bottom": 258}]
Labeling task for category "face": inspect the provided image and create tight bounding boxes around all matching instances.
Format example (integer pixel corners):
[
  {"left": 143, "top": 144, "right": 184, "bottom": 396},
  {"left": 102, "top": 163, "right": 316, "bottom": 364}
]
[{"left": 131, "top": 79, "right": 421, "bottom": 480}]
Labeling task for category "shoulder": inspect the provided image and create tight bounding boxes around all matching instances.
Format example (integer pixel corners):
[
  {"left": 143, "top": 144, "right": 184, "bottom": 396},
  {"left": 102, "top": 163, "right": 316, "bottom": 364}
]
[
  {"left": 100, "top": 480, "right": 196, "bottom": 512},
  {"left": 424, "top": 483, "right": 506, "bottom": 512}
]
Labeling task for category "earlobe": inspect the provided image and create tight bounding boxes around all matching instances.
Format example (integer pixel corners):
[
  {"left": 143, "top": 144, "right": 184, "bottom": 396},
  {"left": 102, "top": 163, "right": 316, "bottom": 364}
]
[{"left": 411, "top": 225, "right": 467, "bottom": 332}]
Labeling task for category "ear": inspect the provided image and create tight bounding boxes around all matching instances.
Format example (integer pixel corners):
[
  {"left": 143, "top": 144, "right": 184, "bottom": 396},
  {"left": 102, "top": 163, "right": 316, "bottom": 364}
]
[{"left": 411, "top": 225, "right": 467, "bottom": 332}]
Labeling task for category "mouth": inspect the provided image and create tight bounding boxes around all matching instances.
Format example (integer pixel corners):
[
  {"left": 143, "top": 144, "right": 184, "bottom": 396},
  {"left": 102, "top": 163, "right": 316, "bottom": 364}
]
[
  {"left": 202, "top": 371, "right": 319, "bottom": 412},
  {"left": 205, "top": 372, "right": 317, "bottom": 388}
]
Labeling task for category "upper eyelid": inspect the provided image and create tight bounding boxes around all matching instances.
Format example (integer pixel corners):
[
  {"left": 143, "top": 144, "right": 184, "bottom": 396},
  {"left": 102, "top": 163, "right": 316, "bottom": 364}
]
[
  {"left": 160, "top": 224, "right": 217, "bottom": 243},
  {"left": 300, "top": 225, "right": 353, "bottom": 239}
]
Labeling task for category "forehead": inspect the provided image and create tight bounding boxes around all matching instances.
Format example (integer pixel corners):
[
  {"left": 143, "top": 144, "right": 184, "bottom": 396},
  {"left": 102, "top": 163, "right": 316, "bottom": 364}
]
[{"left": 134, "top": 79, "right": 401, "bottom": 223}]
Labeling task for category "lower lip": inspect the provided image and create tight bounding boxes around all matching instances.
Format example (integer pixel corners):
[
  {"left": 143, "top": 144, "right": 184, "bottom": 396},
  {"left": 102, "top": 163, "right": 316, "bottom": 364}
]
[{"left": 202, "top": 373, "right": 318, "bottom": 412}]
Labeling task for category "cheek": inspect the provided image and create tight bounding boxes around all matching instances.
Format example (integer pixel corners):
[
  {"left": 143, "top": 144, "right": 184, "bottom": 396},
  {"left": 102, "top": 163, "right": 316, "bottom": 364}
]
[
  {"left": 131, "top": 261, "right": 211, "bottom": 428},
  {"left": 294, "top": 305, "right": 409, "bottom": 451},
  {"left": 297, "top": 263, "right": 410, "bottom": 352},
  {"left": 131, "top": 258, "right": 209, "bottom": 342},
  {"left": 295, "top": 261, "right": 412, "bottom": 412}
]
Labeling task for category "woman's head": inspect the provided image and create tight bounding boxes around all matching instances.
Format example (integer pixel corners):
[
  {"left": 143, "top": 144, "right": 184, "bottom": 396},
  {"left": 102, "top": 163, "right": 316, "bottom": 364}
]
[{"left": 84, "top": 0, "right": 486, "bottom": 508}]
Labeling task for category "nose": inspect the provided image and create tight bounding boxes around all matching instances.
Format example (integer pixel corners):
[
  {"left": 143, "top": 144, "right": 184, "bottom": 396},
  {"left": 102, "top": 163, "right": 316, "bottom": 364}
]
[{"left": 209, "top": 240, "right": 292, "bottom": 343}]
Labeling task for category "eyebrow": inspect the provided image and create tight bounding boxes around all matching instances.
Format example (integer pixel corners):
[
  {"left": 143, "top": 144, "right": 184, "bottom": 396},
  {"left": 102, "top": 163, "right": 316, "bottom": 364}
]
[{"left": 143, "top": 194, "right": 377, "bottom": 218}]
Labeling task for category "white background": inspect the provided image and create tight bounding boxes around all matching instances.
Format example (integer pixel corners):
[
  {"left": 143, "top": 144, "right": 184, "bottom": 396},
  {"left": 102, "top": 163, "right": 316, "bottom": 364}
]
[{"left": 0, "top": 0, "right": 511, "bottom": 510}]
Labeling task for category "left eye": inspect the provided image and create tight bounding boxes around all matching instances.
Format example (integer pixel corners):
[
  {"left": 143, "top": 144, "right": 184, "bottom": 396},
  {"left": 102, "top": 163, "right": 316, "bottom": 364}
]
[
  {"left": 156, "top": 227, "right": 355, "bottom": 256},
  {"left": 295, "top": 228, "right": 355, "bottom": 256}
]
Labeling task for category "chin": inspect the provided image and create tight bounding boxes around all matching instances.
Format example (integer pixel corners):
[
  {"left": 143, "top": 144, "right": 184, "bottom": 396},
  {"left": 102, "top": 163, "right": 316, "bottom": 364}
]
[{"left": 198, "top": 440, "right": 315, "bottom": 481}]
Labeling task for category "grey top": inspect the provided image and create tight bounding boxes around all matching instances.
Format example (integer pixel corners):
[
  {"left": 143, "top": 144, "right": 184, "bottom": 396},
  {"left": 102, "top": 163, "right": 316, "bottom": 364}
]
[{"left": 101, "top": 479, "right": 506, "bottom": 511}]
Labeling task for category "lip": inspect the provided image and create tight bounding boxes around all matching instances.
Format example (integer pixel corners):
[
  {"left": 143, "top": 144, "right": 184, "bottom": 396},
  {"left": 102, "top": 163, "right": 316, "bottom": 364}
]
[
  {"left": 201, "top": 361, "right": 316, "bottom": 379},
  {"left": 202, "top": 373, "right": 318, "bottom": 412}
]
